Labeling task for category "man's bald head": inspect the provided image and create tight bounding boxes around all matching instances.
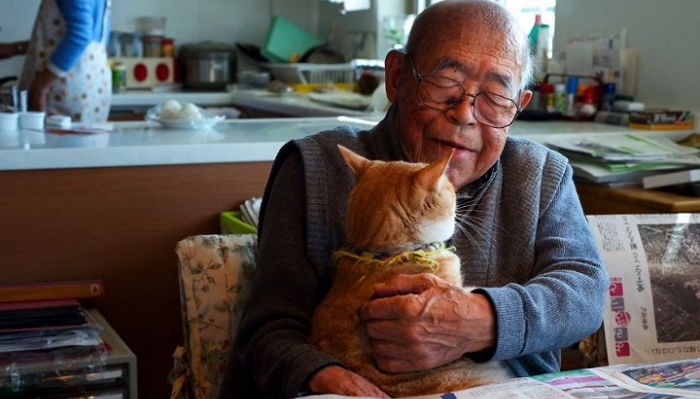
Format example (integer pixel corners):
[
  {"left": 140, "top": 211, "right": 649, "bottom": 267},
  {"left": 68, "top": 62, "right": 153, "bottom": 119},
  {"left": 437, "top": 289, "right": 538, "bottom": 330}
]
[{"left": 405, "top": 0, "right": 532, "bottom": 89}]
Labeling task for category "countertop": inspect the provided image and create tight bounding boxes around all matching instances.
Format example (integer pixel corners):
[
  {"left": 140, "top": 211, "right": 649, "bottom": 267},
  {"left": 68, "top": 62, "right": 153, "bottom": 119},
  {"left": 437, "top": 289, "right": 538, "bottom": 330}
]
[
  {"left": 0, "top": 118, "right": 694, "bottom": 171},
  {"left": 111, "top": 87, "right": 373, "bottom": 117}
]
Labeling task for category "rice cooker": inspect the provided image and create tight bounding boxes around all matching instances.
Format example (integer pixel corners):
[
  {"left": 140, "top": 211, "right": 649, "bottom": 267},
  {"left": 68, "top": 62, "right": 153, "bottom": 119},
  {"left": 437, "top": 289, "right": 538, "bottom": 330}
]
[{"left": 179, "top": 41, "right": 236, "bottom": 90}]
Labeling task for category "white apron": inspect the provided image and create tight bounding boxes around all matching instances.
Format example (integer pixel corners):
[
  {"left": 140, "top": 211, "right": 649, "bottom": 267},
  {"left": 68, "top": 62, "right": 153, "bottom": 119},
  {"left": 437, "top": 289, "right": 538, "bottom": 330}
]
[{"left": 20, "top": 0, "right": 111, "bottom": 123}]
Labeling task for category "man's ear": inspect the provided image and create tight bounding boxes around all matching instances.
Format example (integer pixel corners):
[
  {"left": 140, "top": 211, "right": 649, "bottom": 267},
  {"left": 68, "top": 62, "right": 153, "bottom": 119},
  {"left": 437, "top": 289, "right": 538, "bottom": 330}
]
[
  {"left": 384, "top": 50, "right": 405, "bottom": 104},
  {"left": 519, "top": 89, "right": 533, "bottom": 110},
  {"left": 337, "top": 145, "right": 370, "bottom": 178}
]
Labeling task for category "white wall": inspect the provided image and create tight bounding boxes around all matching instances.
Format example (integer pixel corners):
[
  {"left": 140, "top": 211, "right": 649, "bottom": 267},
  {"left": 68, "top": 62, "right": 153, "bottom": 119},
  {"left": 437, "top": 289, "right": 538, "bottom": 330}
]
[
  {"left": 0, "top": 0, "right": 41, "bottom": 79},
  {"left": 555, "top": 0, "right": 700, "bottom": 109},
  {"left": 317, "top": 0, "right": 410, "bottom": 60},
  {"left": 0, "top": 0, "right": 319, "bottom": 78}
]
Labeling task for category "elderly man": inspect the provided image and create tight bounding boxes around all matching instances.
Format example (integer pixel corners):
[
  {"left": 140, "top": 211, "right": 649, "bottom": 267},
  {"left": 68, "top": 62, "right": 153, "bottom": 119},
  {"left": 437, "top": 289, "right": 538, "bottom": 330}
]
[{"left": 220, "top": 0, "right": 608, "bottom": 397}]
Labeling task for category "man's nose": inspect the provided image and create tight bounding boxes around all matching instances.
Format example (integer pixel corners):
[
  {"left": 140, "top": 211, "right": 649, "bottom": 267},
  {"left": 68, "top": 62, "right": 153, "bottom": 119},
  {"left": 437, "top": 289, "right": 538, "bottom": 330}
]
[{"left": 445, "top": 94, "right": 478, "bottom": 126}]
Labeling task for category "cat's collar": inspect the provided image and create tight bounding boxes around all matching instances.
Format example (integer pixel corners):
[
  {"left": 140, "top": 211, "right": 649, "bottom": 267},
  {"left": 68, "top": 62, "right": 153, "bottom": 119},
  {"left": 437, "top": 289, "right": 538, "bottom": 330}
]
[{"left": 332, "top": 242, "right": 454, "bottom": 270}]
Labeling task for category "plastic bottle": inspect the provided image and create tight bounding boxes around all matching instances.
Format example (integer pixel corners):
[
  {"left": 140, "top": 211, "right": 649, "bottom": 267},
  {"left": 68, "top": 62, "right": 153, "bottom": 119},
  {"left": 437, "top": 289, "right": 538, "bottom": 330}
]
[
  {"left": 578, "top": 87, "right": 598, "bottom": 119},
  {"left": 528, "top": 14, "right": 543, "bottom": 56},
  {"left": 535, "top": 24, "right": 551, "bottom": 78},
  {"left": 539, "top": 83, "right": 555, "bottom": 113},
  {"left": 554, "top": 83, "right": 567, "bottom": 114},
  {"left": 565, "top": 77, "right": 579, "bottom": 117},
  {"left": 601, "top": 83, "right": 616, "bottom": 111}
]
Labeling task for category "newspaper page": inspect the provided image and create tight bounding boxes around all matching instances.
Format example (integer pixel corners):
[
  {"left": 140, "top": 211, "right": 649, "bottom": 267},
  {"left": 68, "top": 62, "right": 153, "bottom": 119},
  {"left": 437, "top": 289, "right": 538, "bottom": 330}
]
[
  {"left": 594, "top": 358, "right": 700, "bottom": 398},
  {"left": 300, "top": 378, "right": 571, "bottom": 399},
  {"left": 532, "top": 368, "right": 695, "bottom": 398},
  {"left": 300, "top": 366, "right": 700, "bottom": 399},
  {"left": 587, "top": 214, "right": 700, "bottom": 365}
]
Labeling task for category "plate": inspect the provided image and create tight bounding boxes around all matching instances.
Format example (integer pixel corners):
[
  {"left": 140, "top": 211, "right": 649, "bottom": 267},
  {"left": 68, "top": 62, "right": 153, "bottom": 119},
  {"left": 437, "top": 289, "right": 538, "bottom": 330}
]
[{"left": 152, "top": 116, "right": 224, "bottom": 130}]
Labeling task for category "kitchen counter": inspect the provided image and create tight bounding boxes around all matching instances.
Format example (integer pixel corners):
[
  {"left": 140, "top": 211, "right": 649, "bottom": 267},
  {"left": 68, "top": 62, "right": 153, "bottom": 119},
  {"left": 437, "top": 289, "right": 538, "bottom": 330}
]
[
  {"left": 0, "top": 117, "right": 379, "bottom": 171},
  {"left": 111, "top": 87, "right": 376, "bottom": 117},
  {"left": 0, "top": 118, "right": 693, "bottom": 171},
  {"left": 111, "top": 90, "right": 237, "bottom": 108}
]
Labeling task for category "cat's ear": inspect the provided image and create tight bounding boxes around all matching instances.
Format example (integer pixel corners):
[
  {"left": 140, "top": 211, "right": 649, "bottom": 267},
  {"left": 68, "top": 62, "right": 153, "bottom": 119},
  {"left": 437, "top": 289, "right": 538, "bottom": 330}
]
[
  {"left": 337, "top": 145, "right": 370, "bottom": 177},
  {"left": 415, "top": 150, "right": 453, "bottom": 190}
]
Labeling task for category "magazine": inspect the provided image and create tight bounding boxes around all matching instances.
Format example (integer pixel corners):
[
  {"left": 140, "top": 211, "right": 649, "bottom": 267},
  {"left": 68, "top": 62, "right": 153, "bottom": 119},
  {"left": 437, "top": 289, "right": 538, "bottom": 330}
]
[{"left": 587, "top": 214, "right": 700, "bottom": 365}]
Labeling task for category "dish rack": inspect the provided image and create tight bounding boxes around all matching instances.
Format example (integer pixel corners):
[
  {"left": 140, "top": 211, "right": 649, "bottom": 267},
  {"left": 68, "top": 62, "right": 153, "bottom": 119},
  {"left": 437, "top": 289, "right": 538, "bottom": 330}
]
[{"left": 264, "top": 63, "right": 355, "bottom": 85}]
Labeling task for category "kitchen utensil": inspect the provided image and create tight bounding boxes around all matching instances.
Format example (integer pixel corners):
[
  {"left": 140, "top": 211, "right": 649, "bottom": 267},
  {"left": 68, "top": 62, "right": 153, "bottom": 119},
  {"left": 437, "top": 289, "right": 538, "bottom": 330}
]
[
  {"left": 261, "top": 15, "right": 324, "bottom": 63},
  {"left": 235, "top": 43, "right": 268, "bottom": 63},
  {"left": 19, "top": 111, "right": 45, "bottom": 130},
  {"left": 0, "top": 112, "right": 19, "bottom": 130},
  {"left": 136, "top": 16, "right": 166, "bottom": 36},
  {"left": 143, "top": 35, "right": 163, "bottom": 57},
  {"left": 179, "top": 41, "right": 236, "bottom": 91},
  {"left": 109, "top": 57, "right": 175, "bottom": 89},
  {"left": 299, "top": 45, "right": 345, "bottom": 63},
  {"left": 46, "top": 114, "right": 72, "bottom": 129},
  {"left": 19, "top": 90, "right": 27, "bottom": 112}
]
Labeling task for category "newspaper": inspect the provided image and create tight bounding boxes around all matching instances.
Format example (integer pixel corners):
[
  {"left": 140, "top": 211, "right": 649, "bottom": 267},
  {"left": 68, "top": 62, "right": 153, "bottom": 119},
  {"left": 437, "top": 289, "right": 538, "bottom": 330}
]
[
  {"left": 587, "top": 214, "right": 700, "bottom": 365},
  {"left": 300, "top": 358, "right": 700, "bottom": 398},
  {"left": 546, "top": 134, "right": 699, "bottom": 163}
]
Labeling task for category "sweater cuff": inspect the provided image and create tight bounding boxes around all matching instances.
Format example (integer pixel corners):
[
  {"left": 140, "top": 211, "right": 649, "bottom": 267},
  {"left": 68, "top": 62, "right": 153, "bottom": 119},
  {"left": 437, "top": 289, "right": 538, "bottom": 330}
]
[
  {"left": 474, "top": 286, "right": 526, "bottom": 361},
  {"left": 46, "top": 61, "right": 68, "bottom": 78},
  {"left": 283, "top": 346, "right": 346, "bottom": 398}
]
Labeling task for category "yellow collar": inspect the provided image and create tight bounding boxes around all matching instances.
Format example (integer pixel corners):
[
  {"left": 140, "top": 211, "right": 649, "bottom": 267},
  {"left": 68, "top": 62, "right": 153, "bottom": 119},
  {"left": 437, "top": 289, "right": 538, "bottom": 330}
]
[{"left": 332, "top": 242, "right": 453, "bottom": 270}]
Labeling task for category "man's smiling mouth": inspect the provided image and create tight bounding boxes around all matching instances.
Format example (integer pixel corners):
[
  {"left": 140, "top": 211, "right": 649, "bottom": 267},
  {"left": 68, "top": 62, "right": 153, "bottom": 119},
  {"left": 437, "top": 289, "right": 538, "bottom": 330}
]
[{"left": 431, "top": 138, "right": 472, "bottom": 152}]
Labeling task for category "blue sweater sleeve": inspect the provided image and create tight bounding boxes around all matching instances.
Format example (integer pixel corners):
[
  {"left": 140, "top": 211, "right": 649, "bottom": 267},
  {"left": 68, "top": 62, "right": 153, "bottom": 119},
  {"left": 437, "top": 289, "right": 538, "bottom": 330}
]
[
  {"left": 50, "top": 0, "right": 95, "bottom": 73},
  {"left": 480, "top": 164, "right": 609, "bottom": 362}
]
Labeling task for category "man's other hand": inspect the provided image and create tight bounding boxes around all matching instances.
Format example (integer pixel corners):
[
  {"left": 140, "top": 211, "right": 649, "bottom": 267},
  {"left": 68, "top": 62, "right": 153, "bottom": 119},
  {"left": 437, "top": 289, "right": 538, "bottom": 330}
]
[
  {"left": 359, "top": 273, "right": 496, "bottom": 373},
  {"left": 307, "top": 365, "right": 390, "bottom": 397}
]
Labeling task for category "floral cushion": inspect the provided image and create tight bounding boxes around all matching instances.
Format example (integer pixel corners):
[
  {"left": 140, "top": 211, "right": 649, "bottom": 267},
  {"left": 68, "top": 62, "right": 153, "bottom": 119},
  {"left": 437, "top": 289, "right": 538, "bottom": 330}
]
[{"left": 169, "top": 234, "right": 256, "bottom": 399}]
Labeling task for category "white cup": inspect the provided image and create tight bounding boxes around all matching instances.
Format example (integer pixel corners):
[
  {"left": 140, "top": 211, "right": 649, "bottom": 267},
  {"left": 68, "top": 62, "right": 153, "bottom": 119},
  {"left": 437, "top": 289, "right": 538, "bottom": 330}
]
[
  {"left": 0, "top": 112, "right": 19, "bottom": 131},
  {"left": 19, "top": 111, "right": 46, "bottom": 130}
]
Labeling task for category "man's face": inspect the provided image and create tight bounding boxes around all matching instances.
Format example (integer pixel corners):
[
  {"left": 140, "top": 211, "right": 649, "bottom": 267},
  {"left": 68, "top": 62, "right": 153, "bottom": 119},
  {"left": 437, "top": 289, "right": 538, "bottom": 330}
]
[{"left": 387, "top": 25, "right": 531, "bottom": 190}]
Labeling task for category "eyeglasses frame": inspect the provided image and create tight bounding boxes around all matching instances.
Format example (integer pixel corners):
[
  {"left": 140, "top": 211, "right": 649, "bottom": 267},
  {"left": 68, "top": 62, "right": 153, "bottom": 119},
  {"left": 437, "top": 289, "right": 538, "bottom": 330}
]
[{"left": 405, "top": 54, "right": 523, "bottom": 128}]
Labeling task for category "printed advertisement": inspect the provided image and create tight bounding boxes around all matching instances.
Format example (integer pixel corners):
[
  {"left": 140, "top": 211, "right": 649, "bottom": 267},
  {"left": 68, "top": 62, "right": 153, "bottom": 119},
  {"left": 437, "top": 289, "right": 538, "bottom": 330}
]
[{"left": 588, "top": 214, "right": 700, "bottom": 365}]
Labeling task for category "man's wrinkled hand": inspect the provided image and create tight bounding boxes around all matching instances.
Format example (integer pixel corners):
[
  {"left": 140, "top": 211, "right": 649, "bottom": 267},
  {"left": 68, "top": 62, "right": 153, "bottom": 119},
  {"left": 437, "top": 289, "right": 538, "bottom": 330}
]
[
  {"left": 307, "top": 365, "right": 390, "bottom": 397},
  {"left": 359, "top": 273, "right": 496, "bottom": 373}
]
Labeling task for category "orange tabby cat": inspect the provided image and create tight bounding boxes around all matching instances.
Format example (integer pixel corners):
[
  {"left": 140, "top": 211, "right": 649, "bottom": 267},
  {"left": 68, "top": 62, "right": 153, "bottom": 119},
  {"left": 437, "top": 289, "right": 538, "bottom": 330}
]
[{"left": 308, "top": 145, "right": 512, "bottom": 397}]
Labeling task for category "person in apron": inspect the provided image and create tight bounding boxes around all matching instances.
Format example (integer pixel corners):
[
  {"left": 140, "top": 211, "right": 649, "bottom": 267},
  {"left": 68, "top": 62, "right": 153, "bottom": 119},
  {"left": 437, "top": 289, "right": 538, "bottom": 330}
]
[{"left": 7, "top": 0, "right": 112, "bottom": 123}]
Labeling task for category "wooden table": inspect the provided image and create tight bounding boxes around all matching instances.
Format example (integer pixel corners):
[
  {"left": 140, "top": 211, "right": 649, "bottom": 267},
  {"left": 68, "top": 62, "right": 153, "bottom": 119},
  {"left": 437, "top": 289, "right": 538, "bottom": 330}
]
[{"left": 577, "top": 183, "right": 700, "bottom": 214}]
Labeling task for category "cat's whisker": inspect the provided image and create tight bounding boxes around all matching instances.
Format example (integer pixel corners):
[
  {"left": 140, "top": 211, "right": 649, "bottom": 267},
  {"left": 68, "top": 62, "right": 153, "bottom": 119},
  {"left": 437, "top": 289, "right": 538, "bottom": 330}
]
[
  {"left": 454, "top": 213, "right": 499, "bottom": 256},
  {"left": 453, "top": 222, "right": 489, "bottom": 261}
]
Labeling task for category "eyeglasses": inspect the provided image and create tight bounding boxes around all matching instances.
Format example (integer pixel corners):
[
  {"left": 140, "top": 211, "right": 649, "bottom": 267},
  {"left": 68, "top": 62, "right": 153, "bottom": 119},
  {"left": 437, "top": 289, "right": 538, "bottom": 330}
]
[{"left": 406, "top": 55, "right": 522, "bottom": 128}]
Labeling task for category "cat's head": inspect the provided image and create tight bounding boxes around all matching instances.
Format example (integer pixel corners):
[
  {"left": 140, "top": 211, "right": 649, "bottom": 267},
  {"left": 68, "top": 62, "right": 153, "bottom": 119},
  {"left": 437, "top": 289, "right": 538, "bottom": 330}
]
[{"left": 338, "top": 145, "right": 456, "bottom": 253}]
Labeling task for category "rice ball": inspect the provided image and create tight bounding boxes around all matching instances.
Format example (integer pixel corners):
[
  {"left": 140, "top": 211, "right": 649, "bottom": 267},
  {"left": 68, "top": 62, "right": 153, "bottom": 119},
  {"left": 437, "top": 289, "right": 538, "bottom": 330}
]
[
  {"left": 160, "top": 100, "right": 182, "bottom": 119},
  {"left": 177, "top": 102, "right": 203, "bottom": 120}
]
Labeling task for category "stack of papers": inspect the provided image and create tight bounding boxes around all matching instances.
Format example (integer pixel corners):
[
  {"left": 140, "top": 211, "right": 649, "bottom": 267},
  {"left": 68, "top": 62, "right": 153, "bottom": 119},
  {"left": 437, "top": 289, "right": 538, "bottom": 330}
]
[
  {"left": 545, "top": 133, "right": 700, "bottom": 185},
  {"left": 0, "top": 299, "right": 103, "bottom": 353}
]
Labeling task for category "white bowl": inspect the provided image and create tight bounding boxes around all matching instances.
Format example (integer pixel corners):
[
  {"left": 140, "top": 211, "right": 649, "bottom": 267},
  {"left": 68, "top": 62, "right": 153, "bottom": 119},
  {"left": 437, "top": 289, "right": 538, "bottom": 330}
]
[
  {"left": 0, "top": 112, "right": 19, "bottom": 131},
  {"left": 19, "top": 111, "right": 45, "bottom": 130}
]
